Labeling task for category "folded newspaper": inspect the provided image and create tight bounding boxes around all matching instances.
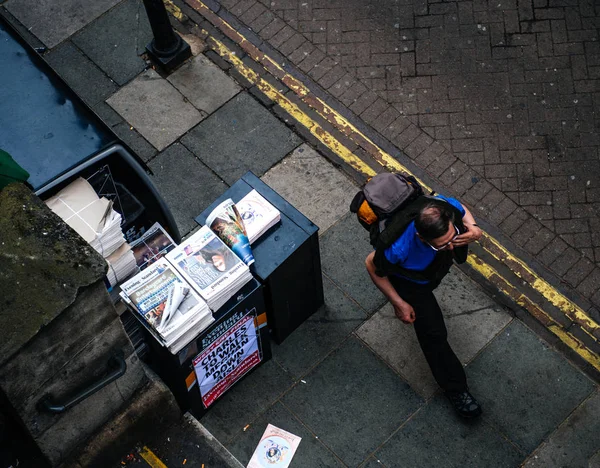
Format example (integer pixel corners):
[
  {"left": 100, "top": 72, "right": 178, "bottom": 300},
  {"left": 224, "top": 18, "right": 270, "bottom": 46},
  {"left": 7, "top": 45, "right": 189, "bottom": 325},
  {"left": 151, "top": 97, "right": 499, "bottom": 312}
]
[
  {"left": 166, "top": 226, "right": 253, "bottom": 312},
  {"left": 119, "top": 258, "right": 213, "bottom": 354},
  {"left": 130, "top": 222, "right": 177, "bottom": 271},
  {"left": 236, "top": 190, "right": 281, "bottom": 244},
  {"left": 206, "top": 198, "right": 255, "bottom": 265}
]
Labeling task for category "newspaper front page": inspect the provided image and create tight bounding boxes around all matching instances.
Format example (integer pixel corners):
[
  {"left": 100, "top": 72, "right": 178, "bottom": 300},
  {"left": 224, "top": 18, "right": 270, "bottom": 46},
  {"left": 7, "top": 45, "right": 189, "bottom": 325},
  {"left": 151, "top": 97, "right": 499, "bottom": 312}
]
[
  {"left": 166, "top": 226, "right": 247, "bottom": 301},
  {"left": 120, "top": 258, "right": 206, "bottom": 345}
]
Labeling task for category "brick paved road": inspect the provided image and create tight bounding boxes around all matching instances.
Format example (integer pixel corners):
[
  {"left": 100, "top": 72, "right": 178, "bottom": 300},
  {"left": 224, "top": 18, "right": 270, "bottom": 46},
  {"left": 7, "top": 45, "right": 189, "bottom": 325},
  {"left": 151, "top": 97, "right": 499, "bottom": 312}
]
[{"left": 213, "top": 0, "right": 600, "bottom": 310}]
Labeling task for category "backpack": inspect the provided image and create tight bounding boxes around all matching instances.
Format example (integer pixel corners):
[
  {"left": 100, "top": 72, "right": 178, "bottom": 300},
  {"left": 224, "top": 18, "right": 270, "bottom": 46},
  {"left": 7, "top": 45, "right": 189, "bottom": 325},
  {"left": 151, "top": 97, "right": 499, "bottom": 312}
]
[
  {"left": 350, "top": 172, "right": 425, "bottom": 249},
  {"left": 350, "top": 172, "right": 468, "bottom": 282}
]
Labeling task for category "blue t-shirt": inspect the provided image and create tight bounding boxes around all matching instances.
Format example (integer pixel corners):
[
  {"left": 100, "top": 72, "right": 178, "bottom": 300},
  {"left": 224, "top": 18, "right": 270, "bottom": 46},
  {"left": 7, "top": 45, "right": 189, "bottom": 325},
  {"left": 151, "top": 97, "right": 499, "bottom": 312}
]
[{"left": 384, "top": 195, "right": 465, "bottom": 283}]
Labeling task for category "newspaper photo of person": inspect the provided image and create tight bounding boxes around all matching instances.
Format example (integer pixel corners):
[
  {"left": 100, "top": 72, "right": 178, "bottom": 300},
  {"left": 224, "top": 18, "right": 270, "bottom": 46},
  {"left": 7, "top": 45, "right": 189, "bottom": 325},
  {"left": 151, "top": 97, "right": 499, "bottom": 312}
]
[
  {"left": 207, "top": 199, "right": 255, "bottom": 266},
  {"left": 130, "top": 222, "right": 177, "bottom": 270},
  {"left": 178, "top": 238, "right": 238, "bottom": 290}
]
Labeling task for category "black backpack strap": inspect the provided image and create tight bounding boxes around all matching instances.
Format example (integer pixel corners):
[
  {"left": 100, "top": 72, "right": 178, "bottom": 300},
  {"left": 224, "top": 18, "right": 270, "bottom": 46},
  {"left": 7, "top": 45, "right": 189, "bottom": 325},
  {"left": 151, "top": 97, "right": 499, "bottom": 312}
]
[
  {"left": 373, "top": 198, "right": 469, "bottom": 281},
  {"left": 349, "top": 191, "right": 365, "bottom": 213}
]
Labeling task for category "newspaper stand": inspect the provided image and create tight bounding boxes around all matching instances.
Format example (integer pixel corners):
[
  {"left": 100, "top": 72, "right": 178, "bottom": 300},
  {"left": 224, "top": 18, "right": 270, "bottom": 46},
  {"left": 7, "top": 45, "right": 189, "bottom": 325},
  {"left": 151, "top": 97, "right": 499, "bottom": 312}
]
[
  {"left": 196, "top": 171, "right": 324, "bottom": 344},
  {"left": 142, "top": 277, "right": 271, "bottom": 418}
]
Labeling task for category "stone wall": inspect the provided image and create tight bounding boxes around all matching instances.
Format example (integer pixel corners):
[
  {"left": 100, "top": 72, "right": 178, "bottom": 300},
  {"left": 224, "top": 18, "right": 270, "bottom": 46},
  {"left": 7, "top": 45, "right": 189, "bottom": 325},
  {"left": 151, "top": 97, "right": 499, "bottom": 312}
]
[{"left": 0, "top": 184, "right": 147, "bottom": 466}]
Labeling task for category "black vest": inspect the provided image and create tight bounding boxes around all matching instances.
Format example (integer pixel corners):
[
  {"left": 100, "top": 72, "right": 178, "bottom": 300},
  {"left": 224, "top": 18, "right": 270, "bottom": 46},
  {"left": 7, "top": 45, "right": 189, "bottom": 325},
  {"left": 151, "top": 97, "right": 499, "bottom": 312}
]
[{"left": 372, "top": 196, "right": 468, "bottom": 283}]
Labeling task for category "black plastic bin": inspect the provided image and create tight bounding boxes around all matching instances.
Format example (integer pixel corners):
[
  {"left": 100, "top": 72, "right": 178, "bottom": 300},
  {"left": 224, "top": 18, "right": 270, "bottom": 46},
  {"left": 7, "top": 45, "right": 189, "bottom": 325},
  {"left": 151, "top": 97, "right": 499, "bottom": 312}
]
[
  {"left": 35, "top": 144, "right": 181, "bottom": 244},
  {"left": 196, "top": 171, "right": 325, "bottom": 344},
  {"left": 1, "top": 16, "right": 179, "bottom": 244},
  {"left": 141, "top": 278, "right": 271, "bottom": 419}
]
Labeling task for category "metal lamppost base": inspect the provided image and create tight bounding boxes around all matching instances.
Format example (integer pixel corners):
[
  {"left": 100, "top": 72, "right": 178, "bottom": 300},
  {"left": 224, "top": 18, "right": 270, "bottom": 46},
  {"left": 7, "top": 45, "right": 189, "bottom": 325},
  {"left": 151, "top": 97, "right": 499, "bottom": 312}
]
[{"left": 146, "top": 38, "right": 192, "bottom": 72}]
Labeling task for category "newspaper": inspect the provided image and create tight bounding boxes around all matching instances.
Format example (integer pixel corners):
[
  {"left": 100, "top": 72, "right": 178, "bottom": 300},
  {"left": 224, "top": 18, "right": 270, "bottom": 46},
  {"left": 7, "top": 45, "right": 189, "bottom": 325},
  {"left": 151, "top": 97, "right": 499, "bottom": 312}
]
[
  {"left": 120, "top": 258, "right": 209, "bottom": 345},
  {"left": 206, "top": 198, "right": 255, "bottom": 265},
  {"left": 237, "top": 189, "right": 281, "bottom": 244},
  {"left": 166, "top": 226, "right": 248, "bottom": 303},
  {"left": 130, "top": 222, "right": 177, "bottom": 271},
  {"left": 247, "top": 424, "right": 302, "bottom": 468}
]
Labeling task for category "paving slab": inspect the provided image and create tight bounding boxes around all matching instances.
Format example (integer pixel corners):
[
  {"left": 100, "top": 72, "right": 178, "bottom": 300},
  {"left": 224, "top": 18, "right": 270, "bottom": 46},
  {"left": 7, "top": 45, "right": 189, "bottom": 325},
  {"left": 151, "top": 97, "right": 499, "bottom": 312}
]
[
  {"left": 468, "top": 320, "right": 596, "bottom": 453},
  {"left": 111, "top": 121, "right": 158, "bottom": 162},
  {"left": 361, "top": 457, "right": 387, "bottom": 468},
  {"left": 167, "top": 53, "right": 241, "bottom": 114},
  {"left": 282, "top": 337, "right": 423, "bottom": 466},
  {"left": 180, "top": 92, "right": 301, "bottom": 185},
  {"left": 434, "top": 268, "right": 513, "bottom": 366},
  {"left": 45, "top": 41, "right": 118, "bottom": 107},
  {"left": 523, "top": 389, "right": 600, "bottom": 468},
  {"left": 261, "top": 144, "right": 358, "bottom": 234},
  {"left": 199, "top": 359, "right": 294, "bottom": 444},
  {"left": 319, "top": 212, "right": 387, "bottom": 314},
  {"left": 227, "top": 402, "right": 344, "bottom": 467},
  {"left": 72, "top": 0, "right": 152, "bottom": 86},
  {"left": 357, "top": 302, "right": 438, "bottom": 399},
  {"left": 375, "top": 395, "right": 524, "bottom": 468},
  {"left": 356, "top": 269, "right": 512, "bottom": 399},
  {"left": 148, "top": 142, "right": 228, "bottom": 236},
  {"left": 107, "top": 69, "right": 203, "bottom": 150},
  {"left": 591, "top": 451, "right": 600, "bottom": 468},
  {"left": 4, "top": 0, "right": 120, "bottom": 48},
  {"left": 271, "top": 275, "right": 366, "bottom": 379}
]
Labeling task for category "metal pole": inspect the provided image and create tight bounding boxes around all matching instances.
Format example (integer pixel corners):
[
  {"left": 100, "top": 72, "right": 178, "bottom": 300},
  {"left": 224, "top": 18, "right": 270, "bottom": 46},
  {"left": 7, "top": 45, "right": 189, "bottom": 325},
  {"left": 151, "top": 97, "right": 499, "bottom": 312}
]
[{"left": 142, "top": 0, "right": 191, "bottom": 72}]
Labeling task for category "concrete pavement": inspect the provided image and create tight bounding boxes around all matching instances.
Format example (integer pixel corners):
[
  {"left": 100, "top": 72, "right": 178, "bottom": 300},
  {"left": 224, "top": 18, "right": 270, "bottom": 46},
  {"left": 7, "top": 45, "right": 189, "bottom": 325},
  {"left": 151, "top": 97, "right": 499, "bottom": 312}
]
[
  {"left": 203, "top": 0, "right": 600, "bottom": 317},
  {"left": 1, "top": 0, "right": 599, "bottom": 466}
]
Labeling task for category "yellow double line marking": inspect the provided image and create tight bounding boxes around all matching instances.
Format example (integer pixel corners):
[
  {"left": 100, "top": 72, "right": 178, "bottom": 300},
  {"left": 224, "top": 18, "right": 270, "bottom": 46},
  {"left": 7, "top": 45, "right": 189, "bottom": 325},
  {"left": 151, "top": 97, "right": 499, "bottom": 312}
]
[
  {"left": 138, "top": 446, "right": 168, "bottom": 468},
  {"left": 179, "top": 0, "right": 599, "bottom": 370}
]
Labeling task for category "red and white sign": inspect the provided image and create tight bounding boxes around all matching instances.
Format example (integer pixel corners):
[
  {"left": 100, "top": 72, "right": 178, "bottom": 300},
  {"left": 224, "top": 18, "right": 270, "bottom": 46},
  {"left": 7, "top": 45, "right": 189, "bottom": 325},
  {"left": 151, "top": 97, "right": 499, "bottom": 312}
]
[{"left": 193, "top": 312, "right": 260, "bottom": 408}]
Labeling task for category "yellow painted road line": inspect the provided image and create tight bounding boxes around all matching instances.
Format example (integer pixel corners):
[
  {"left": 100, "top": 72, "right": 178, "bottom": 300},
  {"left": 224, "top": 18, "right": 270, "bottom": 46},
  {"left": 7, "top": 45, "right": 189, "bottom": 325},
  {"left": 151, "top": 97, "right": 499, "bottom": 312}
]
[
  {"left": 164, "top": 0, "right": 185, "bottom": 21},
  {"left": 467, "top": 254, "right": 600, "bottom": 372},
  {"left": 480, "top": 235, "right": 599, "bottom": 338},
  {"left": 188, "top": 0, "right": 600, "bottom": 340},
  {"left": 186, "top": 0, "right": 599, "bottom": 342},
  {"left": 138, "top": 446, "right": 168, "bottom": 468},
  {"left": 207, "top": 35, "right": 376, "bottom": 177},
  {"left": 181, "top": 3, "right": 599, "bottom": 367}
]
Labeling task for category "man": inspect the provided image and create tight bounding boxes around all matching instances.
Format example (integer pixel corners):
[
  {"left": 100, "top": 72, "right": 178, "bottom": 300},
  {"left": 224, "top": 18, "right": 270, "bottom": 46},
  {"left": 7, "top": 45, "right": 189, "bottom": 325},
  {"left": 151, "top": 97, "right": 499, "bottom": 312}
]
[{"left": 365, "top": 195, "right": 483, "bottom": 418}]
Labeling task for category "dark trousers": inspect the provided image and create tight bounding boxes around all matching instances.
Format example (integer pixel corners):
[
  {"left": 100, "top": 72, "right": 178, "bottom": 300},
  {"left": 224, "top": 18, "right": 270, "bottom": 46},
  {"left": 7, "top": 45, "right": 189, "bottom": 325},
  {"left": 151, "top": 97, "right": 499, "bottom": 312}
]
[{"left": 389, "top": 276, "right": 467, "bottom": 393}]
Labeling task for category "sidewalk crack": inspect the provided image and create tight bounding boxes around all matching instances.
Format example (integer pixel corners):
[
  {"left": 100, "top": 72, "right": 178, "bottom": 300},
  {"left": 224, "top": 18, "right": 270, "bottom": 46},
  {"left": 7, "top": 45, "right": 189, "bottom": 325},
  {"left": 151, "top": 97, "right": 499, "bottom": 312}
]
[{"left": 448, "top": 305, "right": 496, "bottom": 317}]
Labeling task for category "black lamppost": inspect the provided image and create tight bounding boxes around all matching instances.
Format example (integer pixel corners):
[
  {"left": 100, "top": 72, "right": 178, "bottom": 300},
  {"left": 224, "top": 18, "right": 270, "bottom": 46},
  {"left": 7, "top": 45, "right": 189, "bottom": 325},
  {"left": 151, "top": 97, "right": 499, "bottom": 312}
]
[{"left": 142, "top": 0, "right": 191, "bottom": 72}]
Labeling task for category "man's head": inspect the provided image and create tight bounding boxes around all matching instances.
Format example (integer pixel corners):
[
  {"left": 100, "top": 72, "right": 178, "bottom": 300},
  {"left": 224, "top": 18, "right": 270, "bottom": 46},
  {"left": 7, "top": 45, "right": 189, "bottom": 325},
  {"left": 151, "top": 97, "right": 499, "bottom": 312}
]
[{"left": 415, "top": 203, "right": 458, "bottom": 251}]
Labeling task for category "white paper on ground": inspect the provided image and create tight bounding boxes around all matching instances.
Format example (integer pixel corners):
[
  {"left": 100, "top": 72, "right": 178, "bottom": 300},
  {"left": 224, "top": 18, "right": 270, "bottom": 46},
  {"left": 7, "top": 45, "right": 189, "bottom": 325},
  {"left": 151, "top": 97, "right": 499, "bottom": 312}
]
[{"left": 247, "top": 424, "right": 301, "bottom": 468}]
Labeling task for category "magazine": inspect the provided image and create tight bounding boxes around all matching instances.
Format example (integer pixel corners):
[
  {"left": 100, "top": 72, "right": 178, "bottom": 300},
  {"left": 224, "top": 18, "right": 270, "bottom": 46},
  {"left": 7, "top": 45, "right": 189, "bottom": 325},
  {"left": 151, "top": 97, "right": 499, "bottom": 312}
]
[
  {"left": 206, "top": 198, "right": 255, "bottom": 265},
  {"left": 130, "top": 222, "right": 177, "bottom": 271},
  {"left": 236, "top": 190, "right": 281, "bottom": 244},
  {"left": 166, "top": 226, "right": 253, "bottom": 311},
  {"left": 119, "top": 258, "right": 212, "bottom": 346},
  {"left": 247, "top": 424, "right": 302, "bottom": 468}
]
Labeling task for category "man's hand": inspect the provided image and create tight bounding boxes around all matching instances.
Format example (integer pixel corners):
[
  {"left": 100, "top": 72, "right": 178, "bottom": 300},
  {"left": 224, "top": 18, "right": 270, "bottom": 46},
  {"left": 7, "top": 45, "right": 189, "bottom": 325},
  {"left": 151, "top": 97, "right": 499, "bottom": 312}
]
[
  {"left": 393, "top": 301, "right": 415, "bottom": 324},
  {"left": 452, "top": 223, "right": 482, "bottom": 246}
]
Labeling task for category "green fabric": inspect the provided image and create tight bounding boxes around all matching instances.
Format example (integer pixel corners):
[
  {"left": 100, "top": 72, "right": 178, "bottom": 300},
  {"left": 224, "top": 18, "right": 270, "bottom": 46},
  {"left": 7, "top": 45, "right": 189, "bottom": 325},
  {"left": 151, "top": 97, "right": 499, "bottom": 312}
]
[{"left": 0, "top": 149, "right": 30, "bottom": 190}]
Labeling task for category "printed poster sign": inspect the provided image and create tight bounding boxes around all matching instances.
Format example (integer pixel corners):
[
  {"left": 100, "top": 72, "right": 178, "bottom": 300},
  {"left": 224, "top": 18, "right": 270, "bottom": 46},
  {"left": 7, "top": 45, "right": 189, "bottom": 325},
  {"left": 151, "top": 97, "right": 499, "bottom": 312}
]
[{"left": 193, "top": 310, "right": 261, "bottom": 408}]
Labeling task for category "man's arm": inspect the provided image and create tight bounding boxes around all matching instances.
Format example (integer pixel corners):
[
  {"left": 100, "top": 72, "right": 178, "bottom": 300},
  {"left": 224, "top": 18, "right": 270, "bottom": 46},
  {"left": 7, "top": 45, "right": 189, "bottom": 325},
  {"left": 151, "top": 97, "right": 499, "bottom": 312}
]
[
  {"left": 365, "top": 251, "right": 416, "bottom": 324},
  {"left": 452, "top": 203, "right": 482, "bottom": 246}
]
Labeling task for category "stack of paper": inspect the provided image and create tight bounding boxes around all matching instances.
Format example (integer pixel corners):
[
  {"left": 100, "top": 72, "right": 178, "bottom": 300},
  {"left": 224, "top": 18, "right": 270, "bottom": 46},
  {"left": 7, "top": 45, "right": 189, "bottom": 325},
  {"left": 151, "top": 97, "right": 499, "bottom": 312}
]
[
  {"left": 106, "top": 243, "right": 136, "bottom": 287},
  {"left": 236, "top": 189, "right": 281, "bottom": 244},
  {"left": 166, "top": 226, "right": 253, "bottom": 312},
  {"left": 90, "top": 210, "right": 126, "bottom": 257},
  {"left": 119, "top": 258, "right": 213, "bottom": 354},
  {"left": 45, "top": 177, "right": 138, "bottom": 287}
]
